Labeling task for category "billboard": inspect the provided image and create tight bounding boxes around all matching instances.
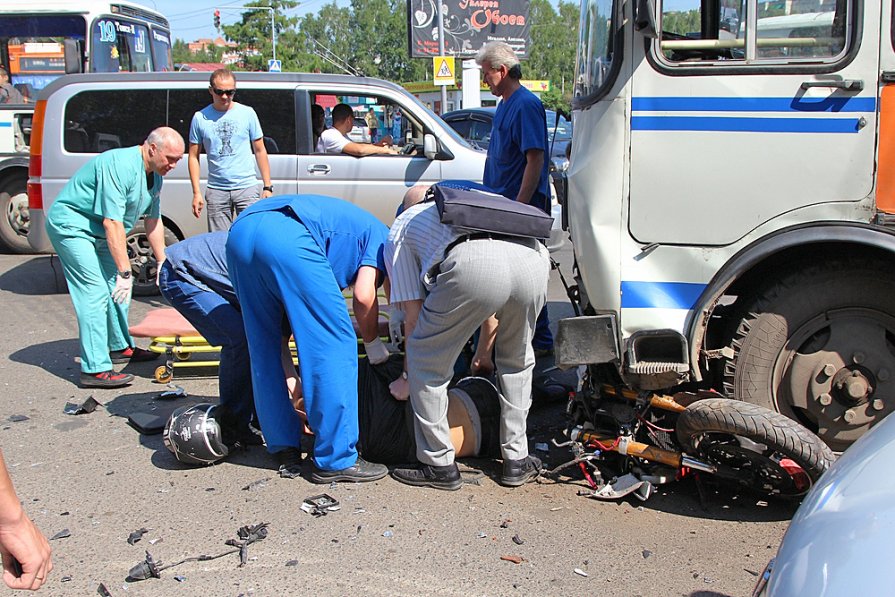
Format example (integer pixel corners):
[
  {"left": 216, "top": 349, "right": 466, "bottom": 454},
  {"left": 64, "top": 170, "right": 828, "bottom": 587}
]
[{"left": 407, "top": 0, "right": 531, "bottom": 59}]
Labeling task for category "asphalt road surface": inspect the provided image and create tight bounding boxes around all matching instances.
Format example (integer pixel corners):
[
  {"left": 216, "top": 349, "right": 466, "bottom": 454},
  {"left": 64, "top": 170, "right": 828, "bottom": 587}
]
[{"left": 0, "top": 243, "right": 794, "bottom": 596}]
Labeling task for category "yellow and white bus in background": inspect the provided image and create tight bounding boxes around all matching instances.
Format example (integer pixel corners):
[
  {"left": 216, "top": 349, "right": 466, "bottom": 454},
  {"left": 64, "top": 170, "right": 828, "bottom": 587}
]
[
  {"left": 559, "top": 0, "right": 895, "bottom": 451},
  {"left": 0, "top": 1, "right": 172, "bottom": 253}
]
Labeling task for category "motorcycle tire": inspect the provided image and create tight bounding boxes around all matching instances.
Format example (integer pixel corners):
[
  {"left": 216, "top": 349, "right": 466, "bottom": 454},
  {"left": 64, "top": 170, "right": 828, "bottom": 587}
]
[{"left": 675, "top": 398, "right": 835, "bottom": 499}]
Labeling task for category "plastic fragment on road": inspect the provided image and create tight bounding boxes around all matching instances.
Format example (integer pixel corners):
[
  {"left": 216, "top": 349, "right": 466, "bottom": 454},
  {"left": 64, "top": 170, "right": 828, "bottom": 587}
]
[
  {"left": 581, "top": 473, "right": 653, "bottom": 501},
  {"left": 127, "top": 528, "right": 149, "bottom": 545},
  {"left": 50, "top": 528, "right": 71, "bottom": 540},
  {"left": 574, "top": 568, "right": 589, "bottom": 577},
  {"left": 7, "top": 414, "right": 29, "bottom": 422},
  {"left": 156, "top": 386, "right": 187, "bottom": 400},
  {"left": 501, "top": 555, "right": 524, "bottom": 564},
  {"left": 97, "top": 582, "right": 114, "bottom": 596},
  {"left": 301, "top": 494, "right": 340, "bottom": 517},
  {"left": 242, "top": 478, "right": 271, "bottom": 492},
  {"left": 512, "top": 534, "right": 524, "bottom": 545},
  {"left": 286, "top": 559, "right": 299, "bottom": 567},
  {"left": 63, "top": 396, "right": 100, "bottom": 415}
]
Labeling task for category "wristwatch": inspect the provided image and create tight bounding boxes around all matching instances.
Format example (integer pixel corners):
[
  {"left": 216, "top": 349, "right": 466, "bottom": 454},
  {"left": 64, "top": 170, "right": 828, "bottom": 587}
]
[
  {"left": 118, "top": 269, "right": 131, "bottom": 279},
  {"left": 263, "top": 185, "right": 274, "bottom": 192}
]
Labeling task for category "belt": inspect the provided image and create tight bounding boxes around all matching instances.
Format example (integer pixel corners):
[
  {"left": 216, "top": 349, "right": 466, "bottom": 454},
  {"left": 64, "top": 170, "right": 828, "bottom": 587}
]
[{"left": 444, "top": 232, "right": 516, "bottom": 256}]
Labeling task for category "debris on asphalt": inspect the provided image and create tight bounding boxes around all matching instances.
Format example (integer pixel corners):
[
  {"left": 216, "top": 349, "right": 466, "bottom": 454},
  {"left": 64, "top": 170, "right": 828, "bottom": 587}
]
[
  {"left": 50, "top": 528, "right": 71, "bottom": 540},
  {"left": 476, "top": 531, "right": 487, "bottom": 539},
  {"left": 574, "top": 568, "right": 589, "bottom": 577},
  {"left": 156, "top": 386, "right": 187, "bottom": 400},
  {"left": 148, "top": 538, "right": 162, "bottom": 545},
  {"left": 126, "top": 523, "right": 269, "bottom": 581},
  {"left": 301, "top": 494, "right": 340, "bottom": 517},
  {"left": 499, "top": 519, "right": 511, "bottom": 528},
  {"left": 382, "top": 530, "right": 393, "bottom": 538},
  {"left": 61, "top": 576, "right": 72, "bottom": 582},
  {"left": 501, "top": 555, "right": 524, "bottom": 564},
  {"left": 512, "top": 534, "right": 525, "bottom": 545},
  {"left": 286, "top": 559, "right": 299, "bottom": 567},
  {"left": 642, "top": 549, "right": 652, "bottom": 559},
  {"left": 353, "top": 507, "right": 366, "bottom": 514},
  {"left": 535, "top": 442, "right": 550, "bottom": 452},
  {"left": 7, "top": 414, "right": 29, "bottom": 423},
  {"left": 63, "top": 396, "right": 100, "bottom": 415},
  {"left": 127, "top": 528, "right": 149, "bottom": 545},
  {"left": 97, "top": 582, "right": 114, "bottom": 596},
  {"left": 174, "top": 576, "right": 186, "bottom": 582},
  {"left": 242, "top": 478, "right": 271, "bottom": 492}
]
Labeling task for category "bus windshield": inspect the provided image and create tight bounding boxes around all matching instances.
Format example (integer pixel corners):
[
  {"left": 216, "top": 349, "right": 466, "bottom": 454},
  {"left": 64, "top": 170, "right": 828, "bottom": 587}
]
[{"left": 0, "top": 3, "right": 172, "bottom": 101}]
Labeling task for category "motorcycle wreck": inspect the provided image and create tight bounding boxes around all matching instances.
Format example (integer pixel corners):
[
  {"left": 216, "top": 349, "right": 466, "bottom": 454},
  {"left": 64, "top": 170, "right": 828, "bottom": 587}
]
[{"left": 543, "top": 267, "right": 836, "bottom": 505}]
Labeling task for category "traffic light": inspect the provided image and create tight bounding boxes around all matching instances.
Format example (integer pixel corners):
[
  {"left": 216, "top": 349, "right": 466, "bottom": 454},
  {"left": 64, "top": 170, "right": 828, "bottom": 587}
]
[{"left": 213, "top": 9, "right": 221, "bottom": 30}]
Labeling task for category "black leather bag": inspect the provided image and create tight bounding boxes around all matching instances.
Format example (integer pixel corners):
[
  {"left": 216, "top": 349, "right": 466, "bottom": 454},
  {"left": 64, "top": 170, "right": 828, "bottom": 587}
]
[{"left": 428, "top": 183, "right": 554, "bottom": 240}]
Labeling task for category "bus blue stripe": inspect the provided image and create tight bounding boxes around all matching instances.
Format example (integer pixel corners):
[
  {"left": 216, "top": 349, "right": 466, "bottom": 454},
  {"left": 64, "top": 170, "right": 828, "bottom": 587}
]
[
  {"left": 632, "top": 96, "right": 876, "bottom": 113},
  {"left": 631, "top": 116, "right": 860, "bottom": 133},
  {"left": 0, "top": 122, "right": 11, "bottom": 128},
  {"left": 621, "top": 281, "right": 706, "bottom": 310}
]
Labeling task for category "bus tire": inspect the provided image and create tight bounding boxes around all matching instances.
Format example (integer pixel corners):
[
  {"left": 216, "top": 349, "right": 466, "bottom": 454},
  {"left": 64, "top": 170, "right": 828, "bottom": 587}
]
[{"left": 724, "top": 262, "right": 895, "bottom": 452}]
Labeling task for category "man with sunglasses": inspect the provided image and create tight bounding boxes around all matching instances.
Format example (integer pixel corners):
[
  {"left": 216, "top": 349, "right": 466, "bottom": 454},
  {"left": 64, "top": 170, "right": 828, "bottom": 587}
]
[{"left": 188, "top": 68, "right": 273, "bottom": 232}]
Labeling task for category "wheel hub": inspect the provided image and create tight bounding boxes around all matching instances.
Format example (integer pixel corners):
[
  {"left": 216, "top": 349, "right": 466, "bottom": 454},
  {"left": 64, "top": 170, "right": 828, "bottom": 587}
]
[{"left": 775, "top": 310, "right": 895, "bottom": 452}]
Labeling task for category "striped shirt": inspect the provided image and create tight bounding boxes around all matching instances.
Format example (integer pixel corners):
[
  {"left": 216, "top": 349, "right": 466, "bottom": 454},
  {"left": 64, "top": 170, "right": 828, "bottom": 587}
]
[{"left": 385, "top": 202, "right": 462, "bottom": 304}]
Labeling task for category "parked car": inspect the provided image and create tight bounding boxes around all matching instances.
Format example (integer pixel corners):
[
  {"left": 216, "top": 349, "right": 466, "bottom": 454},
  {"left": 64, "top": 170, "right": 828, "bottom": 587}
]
[
  {"left": 441, "top": 107, "right": 572, "bottom": 202},
  {"left": 752, "top": 411, "right": 895, "bottom": 596},
  {"left": 27, "top": 71, "right": 486, "bottom": 294}
]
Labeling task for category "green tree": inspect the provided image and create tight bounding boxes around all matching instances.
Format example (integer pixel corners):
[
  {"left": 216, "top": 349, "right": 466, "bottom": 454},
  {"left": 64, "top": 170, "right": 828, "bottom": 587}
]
[
  {"left": 525, "top": 0, "right": 578, "bottom": 105},
  {"left": 171, "top": 39, "right": 224, "bottom": 68},
  {"left": 221, "top": 0, "right": 299, "bottom": 70}
]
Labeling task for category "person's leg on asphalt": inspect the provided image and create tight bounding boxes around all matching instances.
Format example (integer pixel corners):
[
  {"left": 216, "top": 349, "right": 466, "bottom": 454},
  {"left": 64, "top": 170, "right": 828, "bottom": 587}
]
[
  {"left": 227, "top": 212, "right": 302, "bottom": 457},
  {"left": 492, "top": 241, "right": 549, "bottom": 461},
  {"left": 205, "top": 187, "right": 234, "bottom": 232},
  {"left": 158, "top": 263, "right": 255, "bottom": 438},
  {"left": 47, "top": 227, "right": 117, "bottom": 375},
  {"left": 96, "top": 239, "right": 133, "bottom": 354}
]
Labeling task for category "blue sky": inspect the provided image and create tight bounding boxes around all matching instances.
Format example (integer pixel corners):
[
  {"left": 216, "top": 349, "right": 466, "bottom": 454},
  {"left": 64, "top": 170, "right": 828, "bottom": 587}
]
[{"left": 150, "top": 0, "right": 567, "bottom": 42}]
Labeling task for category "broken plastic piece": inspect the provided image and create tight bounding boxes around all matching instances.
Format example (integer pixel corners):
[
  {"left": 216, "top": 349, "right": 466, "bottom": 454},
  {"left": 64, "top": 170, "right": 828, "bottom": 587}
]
[
  {"left": 535, "top": 442, "right": 550, "bottom": 452},
  {"left": 97, "top": 582, "right": 113, "bottom": 596},
  {"left": 174, "top": 576, "right": 186, "bottom": 582},
  {"left": 7, "top": 414, "right": 29, "bottom": 423},
  {"left": 574, "top": 568, "right": 589, "bottom": 577},
  {"left": 242, "top": 478, "right": 271, "bottom": 492},
  {"left": 285, "top": 559, "right": 299, "bottom": 567},
  {"left": 156, "top": 386, "right": 187, "bottom": 400},
  {"left": 300, "top": 494, "right": 340, "bottom": 517},
  {"left": 127, "top": 528, "right": 149, "bottom": 545},
  {"left": 63, "top": 397, "right": 100, "bottom": 415},
  {"left": 584, "top": 473, "right": 653, "bottom": 501},
  {"left": 50, "top": 528, "right": 71, "bottom": 540},
  {"left": 127, "top": 551, "right": 161, "bottom": 581},
  {"left": 512, "top": 534, "right": 524, "bottom": 545},
  {"left": 500, "top": 555, "right": 524, "bottom": 564}
]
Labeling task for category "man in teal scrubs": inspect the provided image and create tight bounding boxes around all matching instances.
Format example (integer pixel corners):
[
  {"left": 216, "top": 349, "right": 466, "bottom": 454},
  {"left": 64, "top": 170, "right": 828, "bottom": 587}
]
[{"left": 47, "top": 127, "right": 185, "bottom": 388}]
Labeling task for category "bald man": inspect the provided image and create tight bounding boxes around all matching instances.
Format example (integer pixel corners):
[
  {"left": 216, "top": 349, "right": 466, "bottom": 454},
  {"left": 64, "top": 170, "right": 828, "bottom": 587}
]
[{"left": 47, "top": 127, "right": 185, "bottom": 388}]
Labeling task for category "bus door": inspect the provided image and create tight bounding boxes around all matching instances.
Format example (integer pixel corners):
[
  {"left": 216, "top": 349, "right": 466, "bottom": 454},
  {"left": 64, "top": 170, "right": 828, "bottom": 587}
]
[{"left": 627, "top": 0, "right": 879, "bottom": 246}]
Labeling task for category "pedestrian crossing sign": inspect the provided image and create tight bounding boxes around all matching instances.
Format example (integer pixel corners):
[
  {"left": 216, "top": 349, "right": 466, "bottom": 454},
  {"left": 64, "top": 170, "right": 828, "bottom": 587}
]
[{"left": 433, "top": 56, "right": 455, "bottom": 86}]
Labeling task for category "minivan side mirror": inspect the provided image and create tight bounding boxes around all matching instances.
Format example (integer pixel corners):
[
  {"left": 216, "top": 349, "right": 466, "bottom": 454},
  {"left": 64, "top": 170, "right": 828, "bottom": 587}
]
[
  {"left": 424, "top": 133, "right": 455, "bottom": 160},
  {"left": 64, "top": 40, "right": 83, "bottom": 74}
]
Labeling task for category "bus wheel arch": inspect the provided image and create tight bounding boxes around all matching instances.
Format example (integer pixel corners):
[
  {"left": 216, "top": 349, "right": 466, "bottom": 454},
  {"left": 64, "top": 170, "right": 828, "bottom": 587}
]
[{"left": 0, "top": 167, "right": 31, "bottom": 253}]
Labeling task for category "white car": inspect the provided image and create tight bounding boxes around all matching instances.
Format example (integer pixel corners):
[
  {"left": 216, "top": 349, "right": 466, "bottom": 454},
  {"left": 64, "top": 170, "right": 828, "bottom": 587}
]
[{"left": 753, "top": 412, "right": 895, "bottom": 596}]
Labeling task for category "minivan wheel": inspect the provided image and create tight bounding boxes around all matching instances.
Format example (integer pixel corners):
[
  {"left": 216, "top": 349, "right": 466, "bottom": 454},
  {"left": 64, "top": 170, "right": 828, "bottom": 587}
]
[
  {"left": 0, "top": 171, "right": 32, "bottom": 253},
  {"left": 126, "top": 222, "right": 180, "bottom": 296}
]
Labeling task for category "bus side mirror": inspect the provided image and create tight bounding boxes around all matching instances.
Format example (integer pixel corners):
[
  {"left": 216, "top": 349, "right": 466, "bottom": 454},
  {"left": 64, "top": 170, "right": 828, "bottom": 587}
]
[
  {"left": 63, "top": 40, "right": 83, "bottom": 74},
  {"left": 634, "top": 0, "right": 658, "bottom": 38}
]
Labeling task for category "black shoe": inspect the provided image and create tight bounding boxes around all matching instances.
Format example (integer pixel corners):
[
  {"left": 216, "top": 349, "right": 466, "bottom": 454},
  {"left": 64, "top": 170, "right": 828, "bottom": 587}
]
[
  {"left": 79, "top": 370, "right": 134, "bottom": 388},
  {"left": 275, "top": 447, "right": 303, "bottom": 479},
  {"left": 500, "top": 455, "right": 542, "bottom": 487},
  {"left": 309, "top": 456, "right": 388, "bottom": 484},
  {"left": 392, "top": 463, "right": 462, "bottom": 491},
  {"left": 110, "top": 346, "right": 159, "bottom": 364}
]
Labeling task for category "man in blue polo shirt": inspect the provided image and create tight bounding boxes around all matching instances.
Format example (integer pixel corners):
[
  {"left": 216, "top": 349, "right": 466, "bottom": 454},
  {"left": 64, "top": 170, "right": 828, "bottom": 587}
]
[
  {"left": 476, "top": 42, "right": 554, "bottom": 355},
  {"left": 226, "top": 195, "right": 391, "bottom": 483}
]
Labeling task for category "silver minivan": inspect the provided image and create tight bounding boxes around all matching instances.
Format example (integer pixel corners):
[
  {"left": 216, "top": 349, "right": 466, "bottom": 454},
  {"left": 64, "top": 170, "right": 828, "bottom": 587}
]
[{"left": 27, "top": 71, "right": 486, "bottom": 292}]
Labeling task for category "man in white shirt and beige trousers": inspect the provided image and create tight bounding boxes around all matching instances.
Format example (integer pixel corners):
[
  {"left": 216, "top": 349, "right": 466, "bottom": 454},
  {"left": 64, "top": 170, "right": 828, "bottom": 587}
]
[{"left": 384, "top": 185, "right": 550, "bottom": 490}]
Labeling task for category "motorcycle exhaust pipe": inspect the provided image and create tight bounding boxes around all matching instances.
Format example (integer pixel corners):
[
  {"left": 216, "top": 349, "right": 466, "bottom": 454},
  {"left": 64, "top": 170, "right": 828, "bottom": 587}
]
[{"left": 567, "top": 426, "right": 717, "bottom": 473}]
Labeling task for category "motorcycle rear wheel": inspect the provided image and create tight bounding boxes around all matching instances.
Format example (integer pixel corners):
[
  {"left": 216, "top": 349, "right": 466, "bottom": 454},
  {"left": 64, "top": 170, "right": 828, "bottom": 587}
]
[{"left": 676, "top": 398, "right": 835, "bottom": 499}]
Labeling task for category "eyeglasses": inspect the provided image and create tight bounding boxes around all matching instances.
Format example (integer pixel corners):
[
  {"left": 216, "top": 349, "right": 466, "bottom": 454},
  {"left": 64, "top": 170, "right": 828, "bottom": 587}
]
[{"left": 211, "top": 87, "right": 236, "bottom": 97}]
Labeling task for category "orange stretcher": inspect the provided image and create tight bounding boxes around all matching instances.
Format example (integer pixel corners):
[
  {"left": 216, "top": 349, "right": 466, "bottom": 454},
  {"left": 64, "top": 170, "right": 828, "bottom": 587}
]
[{"left": 129, "top": 302, "right": 397, "bottom": 384}]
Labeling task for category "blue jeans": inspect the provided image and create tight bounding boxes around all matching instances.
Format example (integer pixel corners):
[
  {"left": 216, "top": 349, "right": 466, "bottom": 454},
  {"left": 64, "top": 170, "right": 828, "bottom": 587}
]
[
  {"left": 158, "top": 262, "right": 255, "bottom": 433},
  {"left": 533, "top": 305, "right": 553, "bottom": 351}
]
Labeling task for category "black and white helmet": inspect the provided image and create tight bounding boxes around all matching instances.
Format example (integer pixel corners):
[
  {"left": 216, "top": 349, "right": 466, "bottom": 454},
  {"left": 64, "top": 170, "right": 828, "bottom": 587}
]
[{"left": 163, "top": 403, "right": 229, "bottom": 465}]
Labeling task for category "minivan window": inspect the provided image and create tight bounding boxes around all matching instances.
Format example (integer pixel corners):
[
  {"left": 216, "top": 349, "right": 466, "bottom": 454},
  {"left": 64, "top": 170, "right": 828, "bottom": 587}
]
[{"left": 64, "top": 89, "right": 167, "bottom": 153}]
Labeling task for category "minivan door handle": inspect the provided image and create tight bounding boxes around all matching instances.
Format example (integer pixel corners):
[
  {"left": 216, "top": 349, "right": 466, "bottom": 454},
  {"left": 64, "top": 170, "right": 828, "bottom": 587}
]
[
  {"left": 307, "top": 164, "right": 331, "bottom": 175},
  {"left": 800, "top": 79, "right": 863, "bottom": 91}
]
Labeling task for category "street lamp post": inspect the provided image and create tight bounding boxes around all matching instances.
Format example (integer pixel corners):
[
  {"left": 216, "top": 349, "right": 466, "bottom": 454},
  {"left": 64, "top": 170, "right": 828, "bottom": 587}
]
[{"left": 250, "top": 6, "right": 277, "bottom": 64}]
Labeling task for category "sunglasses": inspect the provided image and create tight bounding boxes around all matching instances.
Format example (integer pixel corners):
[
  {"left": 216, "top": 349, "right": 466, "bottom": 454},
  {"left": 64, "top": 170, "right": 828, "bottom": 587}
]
[{"left": 211, "top": 87, "right": 236, "bottom": 97}]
